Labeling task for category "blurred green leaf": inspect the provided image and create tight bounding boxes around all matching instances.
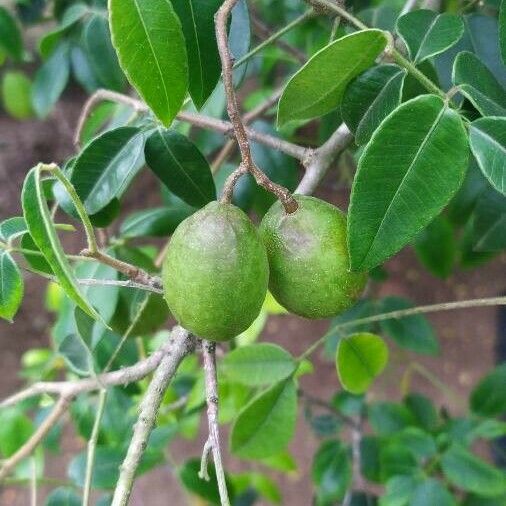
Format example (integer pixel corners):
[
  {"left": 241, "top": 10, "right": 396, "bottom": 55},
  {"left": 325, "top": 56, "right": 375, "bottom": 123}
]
[
  {"left": 44, "top": 487, "right": 81, "bottom": 505},
  {"left": 471, "top": 363, "right": 506, "bottom": 417},
  {"left": 311, "top": 440, "right": 351, "bottom": 504},
  {"left": 0, "top": 6, "right": 23, "bottom": 61},
  {"left": 441, "top": 444, "right": 506, "bottom": 497},
  {"left": 2, "top": 71, "right": 33, "bottom": 119},
  {"left": 368, "top": 402, "right": 415, "bottom": 436},
  {"left": 472, "top": 189, "right": 506, "bottom": 252},
  {"left": 414, "top": 215, "right": 456, "bottom": 278},
  {"left": 84, "top": 14, "right": 126, "bottom": 92},
  {"left": 32, "top": 41, "right": 70, "bottom": 118},
  {"left": 379, "top": 296, "right": 439, "bottom": 355},
  {"left": 0, "top": 408, "right": 33, "bottom": 457}
]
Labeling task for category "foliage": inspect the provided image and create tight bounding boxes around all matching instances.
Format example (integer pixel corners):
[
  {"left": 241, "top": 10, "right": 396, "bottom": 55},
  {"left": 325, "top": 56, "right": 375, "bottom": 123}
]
[{"left": 0, "top": 0, "right": 505, "bottom": 504}]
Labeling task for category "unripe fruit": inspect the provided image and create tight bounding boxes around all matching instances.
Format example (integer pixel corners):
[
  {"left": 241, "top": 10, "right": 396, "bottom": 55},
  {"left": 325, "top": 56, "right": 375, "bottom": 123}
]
[
  {"left": 259, "top": 195, "right": 367, "bottom": 319},
  {"left": 163, "top": 201, "right": 269, "bottom": 341}
]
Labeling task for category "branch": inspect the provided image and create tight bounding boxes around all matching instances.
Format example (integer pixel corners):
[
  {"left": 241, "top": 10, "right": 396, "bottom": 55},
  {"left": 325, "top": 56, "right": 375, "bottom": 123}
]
[
  {"left": 296, "top": 123, "right": 353, "bottom": 195},
  {"left": 199, "top": 342, "right": 230, "bottom": 506},
  {"left": 247, "top": 11, "right": 309, "bottom": 65},
  {"left": 299, "top": 295, "right": 506, "bottom": 360},
  {"left": 0, "top": 332, "right": 184, "bottom": 408},
  {"left": 80, "top": 249, "right": 163, "bottom": 291},
  {"left": 111, "top": 327, "right": 195, "bottom": 506},
  {"left": 215, "top": 0, "right": 298, "bottom": 213},
  {"left": 74, "top": 90, "right": 308, "bottom": 161},
  {"left": 0, "top": 396, "right": 70, "bottom": 481}
]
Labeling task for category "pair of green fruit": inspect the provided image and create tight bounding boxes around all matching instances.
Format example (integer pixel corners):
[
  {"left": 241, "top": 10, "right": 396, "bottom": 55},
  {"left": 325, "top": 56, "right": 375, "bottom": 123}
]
[{"left": 163, "top": 195, "right": 367, "bottom": 342}]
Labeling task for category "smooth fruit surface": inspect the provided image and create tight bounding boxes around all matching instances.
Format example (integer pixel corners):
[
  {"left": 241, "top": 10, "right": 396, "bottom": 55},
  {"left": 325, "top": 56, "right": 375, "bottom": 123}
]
[
  {"left": 259, "top": 195, "right": 367, "bottom": 319},
  {"left": 163, "top": 201, "right": 269, "bottom": 341}
]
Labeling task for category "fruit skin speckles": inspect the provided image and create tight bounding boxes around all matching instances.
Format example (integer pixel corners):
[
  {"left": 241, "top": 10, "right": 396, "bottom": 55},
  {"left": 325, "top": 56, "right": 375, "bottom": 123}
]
[
  {"left": 259, "top": 195, "right": 367, "bottom": 319},
  {"left": 163, "top": 201, "right": 269, "bottom": 342}
]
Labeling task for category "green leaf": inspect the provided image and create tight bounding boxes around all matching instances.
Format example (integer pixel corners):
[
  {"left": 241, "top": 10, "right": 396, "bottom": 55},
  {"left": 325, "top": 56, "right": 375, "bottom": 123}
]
[
  {"left": 414, "top": 215, "right": 456, "bottom": 278},
  {"left": 391, "top": 427, "right": 437, "bottom": 461},
  {"left": 2, "top": 71, "right": 33, "bottom": 119},
  {"left": 380, "top": 443, "right": 418, "bottom": 480},
  {"left": 501, "top": 0, "right": 506, "bottom": 65},
  {"left": 39, "top": 3, "right": 88, "bottom": 59},
  {"left": 396, "top": 9, "right": 464, "bottom": 64},
  {"left": 45, "top": 487, "right": 81, "bottom": 506},
  {"left": 170, "top": 0, "right": 222, "bottom": 108},
  {"left": 379, "top": 296, "right": 439, "bottom": 355},
  {"left": 21, "top": 166, "right": 101, "bottom": 321},
  {"left": 120, "top": 205, "right": 194, "bottom": 238},
  {"left": 230, "top": 378, "right": 297, "bottom": 459},
  {"left": 58, "top": 333, "right": 93, "bottom": 375},
  {"left": 348, "top": 95, "right": 468, "bottom": 271},
  {"left": 32, "top": 41, "right": 70, "bottom": 118},
  {"left": 472, "top": 188, "right": 506, "bottom": 252},
  {"left": 145, "top": 128, "right": 215, "bottom": 208},
  {"left": 109, "top": 0, "right": 188, "bottom": 126},
  {"left": 441, "top": 444, "right": 506, "bottom": 497},
  {"left": 336, "top": 332, "right": 388, "bottom": 394},
  {"left": 84, "top": 14, "right": 126, "bottom": 92},
  {"left": 68, "top": 447, "right": 123, "bottom": 489},
  {"left": 221, "top": 343, "right": 296, "bottom": 386},
  {"left": 368, "top": 402, "right": 415, "bottom": 436},
  {"left": 0, "top": 6, "right": 23, "bottom": 61},
  {"left": 379, "top": 475, "right": 419, "bottom": 506},
  {"left": 0, "top": 408, "right": 33, "bottom": 457},
  {"left": 410, "top": 479, "right": 456, "bottom": 506},
  {"left": 471, "top": 363, "right": 506, "bottom": 417},
  {"left": 70, "top": 127, "right": 145, "bottom": 215},
  {"left": 0, "top": 217, "right": 27, "bottom": 242},
  {"left": 469, "top": 117, "right": 506, "bottom": 196},
  {"left": 0, "top": 251, "right": 23, "bottom": 322},
  {"left": 341, "top": 64, "right": 407, "bottom": 146},
  {"left": 277, "top": 29, "right": 388, "bottom": 126},
  {"left": 21, "top": 233, "right": 53, "bottom": 275},
  {"left": 453, "top": 51, "right": 506, "bottom": 116},
  {"left": 311, "top": 440, "right": 351, "bottom": 504}
]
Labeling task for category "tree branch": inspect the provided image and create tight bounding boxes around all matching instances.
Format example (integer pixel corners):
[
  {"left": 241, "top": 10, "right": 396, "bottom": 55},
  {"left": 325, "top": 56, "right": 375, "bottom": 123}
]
[
  {"left": 216, "top": 0, "right": 298, "bottom": 213},
  {"left": 74, "top": 89, "right": 308, "bottom": 161},
  {"left": 111, "top": 327, "right": 195, "bottom": 506},
  {"left": 0, "top": 332, "right": 186, "bottom": 409},
  {"left": 0, "top": 396, "right": 71, "bottom": 481},
  {"left": 199, "top": 341, "right": 230, "bottom": 506},
  {"left": 296, "top": 123, "right": 353, "bottom": 195}
]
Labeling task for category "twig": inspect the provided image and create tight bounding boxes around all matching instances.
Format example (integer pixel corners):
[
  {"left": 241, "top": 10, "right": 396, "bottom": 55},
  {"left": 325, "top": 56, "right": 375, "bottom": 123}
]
[
  {"left": 215, "top": 0, "right": 298, "bottom": 214},
  {"left": 74, "top": 90, "right": 308, "bottom": 161},
  {"left": 342, "top": 417, "right": 363, "bottom": 506},
  {"left": 30, "top": 457, "right": 37, "bottom": 506},
  {"left": 80, "top": 249, "right": 162, "bottom": 291},
  {"left": 199, "top": 342, "right": 230, "bottom": 506},
  {"left": 299, "top": 296, "right": 506, "bottom": 361},
  {"left": 83, "top": 389, "right": 108, "bottom": 506},
  {"left": 296, "top": 123, "right": 353, "bottom": 195},
  {"left": 220, "top": 164, "right": 248, "bottom": 204},
  {"left": 211, "top": 88, "right": 283, "bottom": 173},
  {"left": 0, "top": 333, "right": 185, "bottom": 408},
  {"left": 111, "top": 327, "right": 195, "bottom": 506},
  {"left": 0, "top": 396, "right": 71, "bottom": 481},
  {"left": 245, "top": 11, "right": 310, "bottom": 66}
]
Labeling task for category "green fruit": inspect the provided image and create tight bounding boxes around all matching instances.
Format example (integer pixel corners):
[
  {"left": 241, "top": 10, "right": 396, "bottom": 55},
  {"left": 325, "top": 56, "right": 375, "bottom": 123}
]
[
  {"left": 259, "top": 195, "right": 367, "bottom": 319},
  {"left": 163, "top": 201, "right": 269, "bottom": 341}
]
